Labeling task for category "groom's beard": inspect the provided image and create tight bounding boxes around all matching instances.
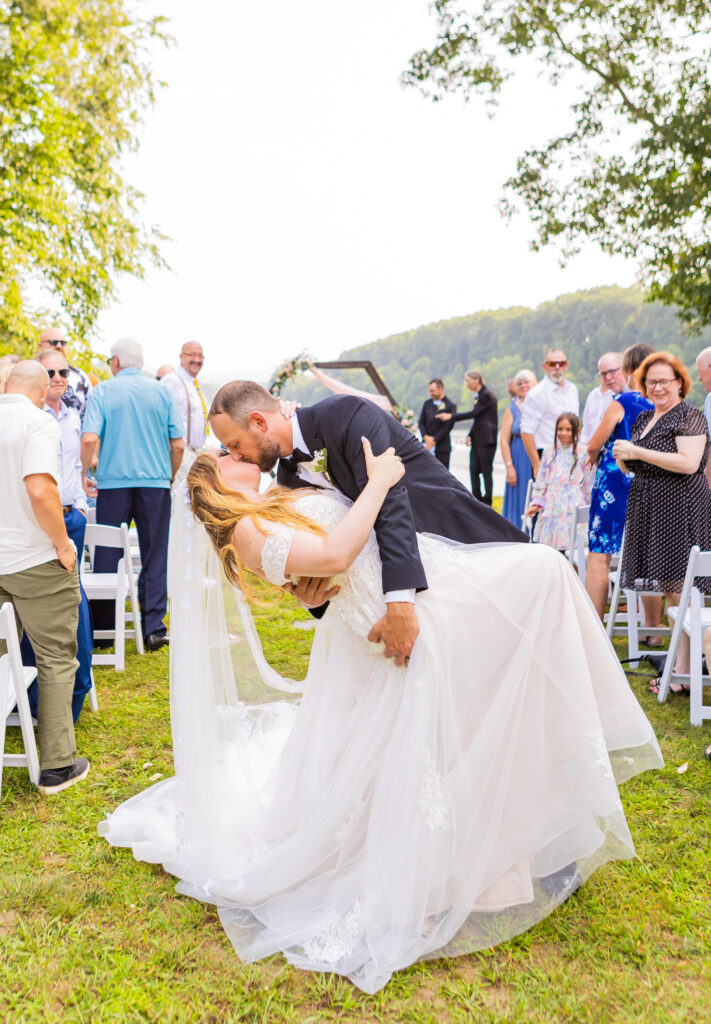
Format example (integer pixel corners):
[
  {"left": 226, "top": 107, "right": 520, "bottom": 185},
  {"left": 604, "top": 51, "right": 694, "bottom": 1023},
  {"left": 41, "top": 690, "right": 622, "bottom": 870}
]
[{"left": 247, "top": 436, "right": 282, "bottom": 473}]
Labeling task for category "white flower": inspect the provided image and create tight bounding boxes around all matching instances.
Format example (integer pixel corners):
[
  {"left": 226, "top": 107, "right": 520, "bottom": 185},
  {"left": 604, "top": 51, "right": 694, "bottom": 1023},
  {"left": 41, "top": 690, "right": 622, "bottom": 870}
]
[{"left": 312, "top": 448, "right": 328, "bottom": 475}]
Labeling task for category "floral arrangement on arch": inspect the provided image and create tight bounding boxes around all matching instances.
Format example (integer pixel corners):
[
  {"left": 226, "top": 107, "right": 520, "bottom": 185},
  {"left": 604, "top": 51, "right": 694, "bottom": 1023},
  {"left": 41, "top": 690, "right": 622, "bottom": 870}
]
[
  {"left": 269, "top": 353, "right": 417, "bottom": 433},
  {"left": 269, "top": 352, "right": 313, "bottom": 396}
]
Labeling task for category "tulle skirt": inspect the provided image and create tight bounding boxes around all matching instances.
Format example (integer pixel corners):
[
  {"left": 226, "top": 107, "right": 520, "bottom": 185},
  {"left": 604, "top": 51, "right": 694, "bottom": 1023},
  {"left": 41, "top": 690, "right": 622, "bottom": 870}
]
[{"left": 100, "top": 542, "right": 661, "bottom": 993}]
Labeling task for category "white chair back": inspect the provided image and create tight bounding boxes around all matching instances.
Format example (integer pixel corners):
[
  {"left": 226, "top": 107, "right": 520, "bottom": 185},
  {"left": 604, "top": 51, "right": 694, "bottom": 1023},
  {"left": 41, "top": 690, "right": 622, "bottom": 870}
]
[
  {"left": 0, "top": 603, "right": 40, "bottom": 797},
  {"left": 658, "top": 547, "right": 711, "bottom": 724},
  {"left": 81, "top": 521, "right": 145, "bottom": 671},
  {"left": 521, "top": 478, "right": 534, "bottom": 540},
  {"left": 566, "top": 504, "right": 590, "bottom": 584}
]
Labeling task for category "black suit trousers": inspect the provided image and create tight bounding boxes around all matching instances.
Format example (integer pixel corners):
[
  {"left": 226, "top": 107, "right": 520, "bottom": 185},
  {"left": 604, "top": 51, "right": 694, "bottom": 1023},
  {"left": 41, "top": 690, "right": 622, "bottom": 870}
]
[
  {"left": 469, "top": 444, "right": 496, "bottom": 506},
  {"left": 434, "top": 448, "right": 451, "bottom": 470}
]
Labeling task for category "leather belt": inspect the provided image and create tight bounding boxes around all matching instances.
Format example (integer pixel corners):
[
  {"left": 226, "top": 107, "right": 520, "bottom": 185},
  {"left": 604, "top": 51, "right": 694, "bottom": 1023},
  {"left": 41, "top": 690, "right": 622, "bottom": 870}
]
[{"left": 62, "top": 505, "right": 74, "bottom": 514}]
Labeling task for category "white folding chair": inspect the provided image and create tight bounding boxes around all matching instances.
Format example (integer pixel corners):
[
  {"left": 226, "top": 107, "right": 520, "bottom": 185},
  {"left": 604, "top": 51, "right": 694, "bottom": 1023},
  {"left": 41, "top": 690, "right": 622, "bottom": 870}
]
[
  {"left": 605, "top": 531, "right": 668, "bottom": 655},
  {"left": 521, "top": 478, "right": 534, "bottom": 540},
  {"left": 81, "top": 522, "right": 144, "bottom": 672},
  {"left": 657, "top": 547, "right": 711, "bottom": 726},
  {"left": 0, "top": 603, "right": 40, "bottom": 797},
  {"left": 566, "top": 503, "right": 590, "bottom": 585}
]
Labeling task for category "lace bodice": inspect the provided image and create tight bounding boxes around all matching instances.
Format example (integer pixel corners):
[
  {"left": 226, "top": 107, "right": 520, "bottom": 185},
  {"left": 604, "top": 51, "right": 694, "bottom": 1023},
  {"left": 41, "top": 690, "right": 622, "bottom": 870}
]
[{"left": 260, "top": 491, "right": 387, "bottom": 644}]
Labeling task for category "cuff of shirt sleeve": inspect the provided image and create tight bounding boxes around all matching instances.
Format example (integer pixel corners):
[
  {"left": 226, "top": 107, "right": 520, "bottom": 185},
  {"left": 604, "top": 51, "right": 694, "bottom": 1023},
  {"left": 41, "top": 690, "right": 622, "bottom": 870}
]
[{"left": 385, "top": 589, "right": 416, "bottom": 604}]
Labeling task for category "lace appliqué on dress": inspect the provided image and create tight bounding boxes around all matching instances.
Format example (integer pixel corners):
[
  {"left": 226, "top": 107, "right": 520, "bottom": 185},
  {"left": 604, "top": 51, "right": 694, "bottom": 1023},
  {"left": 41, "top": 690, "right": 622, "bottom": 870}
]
[
  {"left": 420, "top": 749, "right": 452, "bottom": 835},
  {"left": 584, "top": 730, "right": 614, "bottom": 780},
  {"left": 260, "top": 523, "right": 296, "bottom": 586},
  {"left": 301, "top": 900, "right": 363, "bottom": 966}
]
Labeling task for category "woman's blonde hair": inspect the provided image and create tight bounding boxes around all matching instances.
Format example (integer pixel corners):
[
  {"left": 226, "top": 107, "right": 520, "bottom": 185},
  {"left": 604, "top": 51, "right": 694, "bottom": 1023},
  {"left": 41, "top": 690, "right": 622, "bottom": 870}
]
[{"left": 187, "top": 452, "right": 326, "bottom": 597}]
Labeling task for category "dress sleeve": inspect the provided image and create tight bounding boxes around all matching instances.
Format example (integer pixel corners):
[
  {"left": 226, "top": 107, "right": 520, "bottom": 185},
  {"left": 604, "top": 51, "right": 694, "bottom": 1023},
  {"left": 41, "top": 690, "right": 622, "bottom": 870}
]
[
  {"left": 260, "top": 522, "right": 296, "bottom": 586},
  {"left": 677, "top": 404, "right": 709, "bottom": 438}
]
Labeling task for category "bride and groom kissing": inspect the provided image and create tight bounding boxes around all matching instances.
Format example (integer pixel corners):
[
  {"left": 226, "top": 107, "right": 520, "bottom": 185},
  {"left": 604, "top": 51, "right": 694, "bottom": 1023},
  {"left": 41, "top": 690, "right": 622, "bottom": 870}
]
[{"left": 100, "top": 379, "right": 662, "bottom": 994}]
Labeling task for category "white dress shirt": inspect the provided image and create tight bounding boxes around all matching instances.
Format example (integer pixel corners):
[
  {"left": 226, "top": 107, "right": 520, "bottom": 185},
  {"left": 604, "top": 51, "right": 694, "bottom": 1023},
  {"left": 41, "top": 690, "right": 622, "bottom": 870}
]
[
  {"left": 520, "top": 377, "right": 580, "bottom": 449},
  {"left": 45, "top": 401, "right": 87, "bottom": 512},
  {"left": 290, "top": 415, "right": 414, "bottom": 604},
  {"left": 580, "top": 385, "right": 629, "bottom": 446},
  {"left": 161, "top": 366, "right": 207, "bottom": 449}
]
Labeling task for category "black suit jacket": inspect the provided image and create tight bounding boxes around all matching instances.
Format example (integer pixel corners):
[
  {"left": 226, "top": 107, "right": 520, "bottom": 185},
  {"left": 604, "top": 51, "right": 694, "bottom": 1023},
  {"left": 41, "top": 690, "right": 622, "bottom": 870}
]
[
  {"left": 418, "top": 396, "right": 457, "bottom": 454},
  {"left": 277, "top": 395, "right": 526, "bottom": 595},
  {"left": 450, "top": 385, "right": 498, "bottom": 446}
]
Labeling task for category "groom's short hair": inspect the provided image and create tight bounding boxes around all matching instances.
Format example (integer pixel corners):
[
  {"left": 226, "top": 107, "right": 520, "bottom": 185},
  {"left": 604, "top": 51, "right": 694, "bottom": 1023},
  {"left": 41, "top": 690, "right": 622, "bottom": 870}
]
[{"left": 210, "top": 380, "right": 280, "bottom": 426}]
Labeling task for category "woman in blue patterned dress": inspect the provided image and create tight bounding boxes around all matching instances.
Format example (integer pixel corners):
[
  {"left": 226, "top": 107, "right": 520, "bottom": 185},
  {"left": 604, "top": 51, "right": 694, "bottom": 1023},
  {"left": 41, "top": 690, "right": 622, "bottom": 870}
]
[
  {"left": 585, "top": 344, "right": 661, "bottom": 630},
  {"left": 500, "top": 370, "right": 536, "bottom": 526}
]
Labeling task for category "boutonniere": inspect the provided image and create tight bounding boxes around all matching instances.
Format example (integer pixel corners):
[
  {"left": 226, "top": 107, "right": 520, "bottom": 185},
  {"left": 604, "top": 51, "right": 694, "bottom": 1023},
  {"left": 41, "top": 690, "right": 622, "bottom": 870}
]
[
  {"left": 434, "top": 399, "right": 444, "bottom": 410},
  {"left": 312, "top": 448, "right": 330, "bottom": 480}
]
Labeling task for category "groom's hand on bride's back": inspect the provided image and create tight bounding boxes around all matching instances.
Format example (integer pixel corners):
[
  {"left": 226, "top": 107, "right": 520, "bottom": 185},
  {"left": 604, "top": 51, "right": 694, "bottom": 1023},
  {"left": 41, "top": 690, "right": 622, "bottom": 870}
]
[{"left": 368, "top": 603, "right": 419, "bottom": 667}]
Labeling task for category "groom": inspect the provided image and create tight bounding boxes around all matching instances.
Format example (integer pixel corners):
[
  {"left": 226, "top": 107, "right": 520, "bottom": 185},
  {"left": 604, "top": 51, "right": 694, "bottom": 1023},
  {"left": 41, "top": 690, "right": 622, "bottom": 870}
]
[{"left": 210, "top": 381, "right": 527, "bottom": 666}]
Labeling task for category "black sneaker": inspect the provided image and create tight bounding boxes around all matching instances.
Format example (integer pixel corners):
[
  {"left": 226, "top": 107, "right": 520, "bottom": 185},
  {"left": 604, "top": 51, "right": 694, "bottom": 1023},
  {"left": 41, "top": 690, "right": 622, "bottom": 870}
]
[{"left": 38, "top": 757, "right": 90, "bottom": 795}]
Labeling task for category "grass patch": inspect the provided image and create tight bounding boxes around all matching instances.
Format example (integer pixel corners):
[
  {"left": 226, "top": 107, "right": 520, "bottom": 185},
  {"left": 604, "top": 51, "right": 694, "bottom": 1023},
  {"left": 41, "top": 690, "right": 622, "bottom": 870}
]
[{"left": 1, "top": 594, "right": 710, "bottom": 1022}]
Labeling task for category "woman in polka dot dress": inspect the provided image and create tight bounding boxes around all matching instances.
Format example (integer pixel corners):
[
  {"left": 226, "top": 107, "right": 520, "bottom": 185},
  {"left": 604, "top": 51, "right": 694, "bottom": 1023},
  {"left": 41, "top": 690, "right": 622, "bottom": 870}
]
[{"left": 613, "top": 352, "right": 711, "bottom": 693}]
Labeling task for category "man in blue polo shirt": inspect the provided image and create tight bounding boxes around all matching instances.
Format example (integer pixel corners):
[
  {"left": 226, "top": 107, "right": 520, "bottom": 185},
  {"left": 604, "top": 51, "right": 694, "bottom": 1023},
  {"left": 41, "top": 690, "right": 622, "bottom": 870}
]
[{"left": 81, "top": 338, "right": 184, "bottom": 651}]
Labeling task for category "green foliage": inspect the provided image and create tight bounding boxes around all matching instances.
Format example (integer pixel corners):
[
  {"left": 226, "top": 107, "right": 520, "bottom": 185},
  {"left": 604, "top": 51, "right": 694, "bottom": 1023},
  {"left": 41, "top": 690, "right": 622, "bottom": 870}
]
[
  {"left": 277, "top": 286, "right": 711, "bottom": 414},
  {"left": 404, "top": 1, "right": 711, "bottom": 328},
  {"left": 0, "top": 0, "right": 169, "bottom": 358},
  {"left": 1, "top": 600, "right": 710, "bottom": 1021}
]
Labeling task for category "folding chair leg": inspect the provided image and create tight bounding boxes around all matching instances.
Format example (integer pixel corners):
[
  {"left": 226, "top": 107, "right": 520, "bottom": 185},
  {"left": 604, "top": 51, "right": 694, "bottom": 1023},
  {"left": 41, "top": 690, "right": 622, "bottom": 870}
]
[
  {"left": 627, "top": 590, "right": 641, "bottom": 661},
  {"left": 689, "top": 589, "right": 703, "bottom": 727},
  {"left": 88, "top": 669, "right": 99, "bottom": 712}
]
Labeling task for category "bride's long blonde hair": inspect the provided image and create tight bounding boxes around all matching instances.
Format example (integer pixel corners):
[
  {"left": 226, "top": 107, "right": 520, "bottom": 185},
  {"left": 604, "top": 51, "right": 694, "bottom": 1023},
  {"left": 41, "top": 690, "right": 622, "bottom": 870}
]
[{"left": 187, "top": 452, "right": 326, "bottom": 596}]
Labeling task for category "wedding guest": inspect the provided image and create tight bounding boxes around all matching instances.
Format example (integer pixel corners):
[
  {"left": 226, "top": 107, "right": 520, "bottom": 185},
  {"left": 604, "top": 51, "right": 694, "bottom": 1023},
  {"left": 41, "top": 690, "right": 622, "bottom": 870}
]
[
  {"left": 0, "top": 360, "right": 88, "bottom": 794},
  {"left": 436, "top": 371, "right": 498, "bottom": 504},
  {"left": 526, "top": 412, "right": 592, "bottom": 551},
  {"left": 585, "top": 344, "right": 661, "bottom": 633},
  {"left": 506, "top": 377, "right": 517, "bottom": 399},
  {"left": 37, "top": 327, "right": 93, "bottom": 422},
  {"left": 695, "top": 346, "right": 711, "bottom": 435},
  {"left": 161, "top": 341, "right": 208, "bottom": 484},
  {"left": 156, "top": 363, "right": 175, "bottom": 381},
  {"left": 81, "top": 338, "right": 184, "bottom": 652},
  {"left": 521, "top": 349, "right": 579, "bottom": 478},
  {"left": 0, "top": 354, "right": 20, "bottom": 388},
  {"left": 614, "top": 352, "right": 711, "bottom": 695},
  {"left": 580, "top": 353, "right": 627, "bottom": 446},
  {"left": 19, "top": 349, "right": 94, "bottom": 721},
  {"left": 500, "top": 369, "right": 537, "bottom": 526},
  {"left": 417, "top": 378, "right": 457, "bottom": 468}
]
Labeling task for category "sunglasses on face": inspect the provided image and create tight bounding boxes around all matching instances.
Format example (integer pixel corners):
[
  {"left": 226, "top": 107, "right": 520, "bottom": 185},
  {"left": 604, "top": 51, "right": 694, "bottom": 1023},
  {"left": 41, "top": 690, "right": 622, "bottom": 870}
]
[
  {"left": 546, "top": 360, "right": 568, "bottom": 368},
  {"left": 47, "top": 368, "right": 69, "bottom": 379},
  {"left": 47, "top": 339, "right": 68, "bottom": 347}
]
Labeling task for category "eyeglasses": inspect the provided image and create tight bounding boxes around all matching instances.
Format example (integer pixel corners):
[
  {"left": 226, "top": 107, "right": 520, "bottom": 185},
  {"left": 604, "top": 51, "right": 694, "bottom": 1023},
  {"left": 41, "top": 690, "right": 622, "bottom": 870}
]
[
  {"left": 47, "top": 368, "right": 69, "bottom": 379},
  {"left": 47, "top": 339, "right": 68, "bottom": 347},
  {"left": 645, "top": 378, "right": 678, "bottom": 390},
  {"left": 106, "top": 355, "right": 115, "bottom": 365},
  {"left": 546, "top": 360, "right": 568, "bottom": 368},
  {"left": 598, "top": 367, "right": 622, "bottom": 378}
]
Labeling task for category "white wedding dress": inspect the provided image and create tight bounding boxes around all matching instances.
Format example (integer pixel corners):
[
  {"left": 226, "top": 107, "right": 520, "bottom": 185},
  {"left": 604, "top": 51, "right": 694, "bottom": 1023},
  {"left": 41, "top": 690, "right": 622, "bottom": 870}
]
[{"left": 99, "top": 488, "right": 662, "bottom": 994}]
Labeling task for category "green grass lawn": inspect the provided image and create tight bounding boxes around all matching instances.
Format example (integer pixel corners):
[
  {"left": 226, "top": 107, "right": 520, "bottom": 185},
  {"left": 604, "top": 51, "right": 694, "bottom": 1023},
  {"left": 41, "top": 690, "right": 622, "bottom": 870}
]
[{"left": 2, "top": 594, "right": 711, "bottom": 1023}]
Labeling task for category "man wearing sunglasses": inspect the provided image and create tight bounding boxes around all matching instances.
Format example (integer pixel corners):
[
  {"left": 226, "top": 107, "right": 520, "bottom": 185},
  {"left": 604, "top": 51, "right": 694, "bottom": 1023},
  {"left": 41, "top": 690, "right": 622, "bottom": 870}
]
[
  {"left": 580, "top": 353, "right": 627, "bottom": 446},
  {"left": 521, "top": 349, "right": 579, "bottom": 478},
  {"left": 38, "top": 328, "right": 93, "bottom": 422},
  {"left": 20, "top": 349, "right": 94, "bottom": 722}
]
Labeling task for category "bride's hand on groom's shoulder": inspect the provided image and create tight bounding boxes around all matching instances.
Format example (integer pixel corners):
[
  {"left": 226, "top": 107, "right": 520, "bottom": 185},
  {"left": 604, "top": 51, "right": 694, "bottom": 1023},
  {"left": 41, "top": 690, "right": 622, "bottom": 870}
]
[
  {"left": 362, "top": 437, "right": 405, "bottom": 489},
  {"left": 279, "top": 399, "right": 301, "bottom": 419},
  {"left": 284, "top": 576, "right": 340, "bottom": 607}
]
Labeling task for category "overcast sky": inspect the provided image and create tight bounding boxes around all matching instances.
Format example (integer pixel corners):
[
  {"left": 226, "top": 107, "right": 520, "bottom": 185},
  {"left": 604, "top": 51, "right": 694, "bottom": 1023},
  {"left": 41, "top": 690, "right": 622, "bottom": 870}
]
[{"left": 97, "top": 0, "right": 634, "bottom": 383}]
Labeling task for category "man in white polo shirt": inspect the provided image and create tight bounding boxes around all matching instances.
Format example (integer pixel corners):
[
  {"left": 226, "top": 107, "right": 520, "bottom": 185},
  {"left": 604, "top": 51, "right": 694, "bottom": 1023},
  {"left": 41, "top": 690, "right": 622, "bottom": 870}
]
[
  {"left": 0, "top": 361, "right": 89, "bottom": 794},
  {"left": 521, "top": 348, "right": 580, "bottom": 478}
]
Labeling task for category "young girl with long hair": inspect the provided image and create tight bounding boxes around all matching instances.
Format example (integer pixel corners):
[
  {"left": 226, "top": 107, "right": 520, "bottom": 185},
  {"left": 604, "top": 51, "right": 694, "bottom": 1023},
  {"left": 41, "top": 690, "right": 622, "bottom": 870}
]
[{"left": 526, "top": 412, "right": 593, "bottom": 551}]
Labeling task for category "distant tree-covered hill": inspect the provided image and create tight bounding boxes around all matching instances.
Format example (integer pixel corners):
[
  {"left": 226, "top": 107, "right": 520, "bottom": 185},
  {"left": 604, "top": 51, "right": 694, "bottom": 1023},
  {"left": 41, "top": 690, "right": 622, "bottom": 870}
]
[{"left": 275, "top": 286, "right": 711, "bottom": 414}]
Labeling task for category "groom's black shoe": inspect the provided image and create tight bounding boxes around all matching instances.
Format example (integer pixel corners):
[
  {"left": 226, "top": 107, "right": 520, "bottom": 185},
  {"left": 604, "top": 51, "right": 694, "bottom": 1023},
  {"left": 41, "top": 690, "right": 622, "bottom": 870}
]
[
  {"left": 540, "top": 862, "right": 582, "bottom": 902},
  {"left": 145, "top": 632, "right": 169, "bottom": 652}
]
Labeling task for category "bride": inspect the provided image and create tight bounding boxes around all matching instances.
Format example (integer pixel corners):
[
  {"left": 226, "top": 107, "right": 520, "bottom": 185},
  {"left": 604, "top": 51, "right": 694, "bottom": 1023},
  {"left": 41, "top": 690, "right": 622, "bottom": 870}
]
[{"left": 100, "top": 441, "right": 662, "bottom": 994}]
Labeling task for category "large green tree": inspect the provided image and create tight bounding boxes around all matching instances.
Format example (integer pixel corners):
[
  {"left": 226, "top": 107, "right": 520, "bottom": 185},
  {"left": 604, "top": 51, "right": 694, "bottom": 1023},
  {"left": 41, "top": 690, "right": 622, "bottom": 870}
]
[
  {"left": 0, "top": 0, "right": 168, "bottom": 358},
  {"left": 403, "top": 1, "right": 711, "bottom": 329}
]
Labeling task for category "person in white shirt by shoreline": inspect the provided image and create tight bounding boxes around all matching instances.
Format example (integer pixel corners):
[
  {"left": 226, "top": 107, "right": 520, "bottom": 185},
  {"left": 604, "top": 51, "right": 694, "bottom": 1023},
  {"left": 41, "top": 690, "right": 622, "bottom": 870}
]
[
  {"left": 580, "top": 353, "right": 627, "bottom": 446},
  {"left": 161, "top": 342, "right": 208, "bottom": 484},
  {"left": 521, "top": 349, "right": 579, "bottom": 479}
]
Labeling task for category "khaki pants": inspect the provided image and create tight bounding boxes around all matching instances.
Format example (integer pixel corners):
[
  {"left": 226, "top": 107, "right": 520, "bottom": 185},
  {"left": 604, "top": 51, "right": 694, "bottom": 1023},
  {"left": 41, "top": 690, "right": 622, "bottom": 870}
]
[{"left": 0, "top": 559, "right": 79, "bottom": 770}]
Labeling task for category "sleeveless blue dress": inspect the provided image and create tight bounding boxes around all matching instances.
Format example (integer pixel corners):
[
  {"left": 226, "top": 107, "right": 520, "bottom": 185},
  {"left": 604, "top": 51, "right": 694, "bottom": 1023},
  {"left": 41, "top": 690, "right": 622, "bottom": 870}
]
[
  {"left": 588, "top": 391, "right": 654, "bottom": 554},
  {"left": 502, "top": 400, "right": 533, "bottom": 527}
]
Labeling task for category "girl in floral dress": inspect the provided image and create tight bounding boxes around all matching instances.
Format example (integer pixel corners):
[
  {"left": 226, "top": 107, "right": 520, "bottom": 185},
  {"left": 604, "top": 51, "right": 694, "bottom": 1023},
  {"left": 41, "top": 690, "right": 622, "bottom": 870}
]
[{"left": 526, "top": 413, "right": 593, "bottom": 551}]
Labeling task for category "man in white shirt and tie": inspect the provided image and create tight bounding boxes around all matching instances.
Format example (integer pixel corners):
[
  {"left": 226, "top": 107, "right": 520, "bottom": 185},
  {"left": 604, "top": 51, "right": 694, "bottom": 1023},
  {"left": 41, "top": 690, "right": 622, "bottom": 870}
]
[
  {"left": 521, "top": 348, "right": 580, "bottom": 478},
  {"left": 161, "top": 342, "right": 208, "bottom": 482}
]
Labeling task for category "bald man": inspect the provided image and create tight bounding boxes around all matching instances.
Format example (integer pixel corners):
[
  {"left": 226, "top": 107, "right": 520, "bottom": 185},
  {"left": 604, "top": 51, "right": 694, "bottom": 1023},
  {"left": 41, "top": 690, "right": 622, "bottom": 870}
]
[
  {"left": 155, "top": 363, "right": 175, "bottom": 381},
  {"left": 696, "top": 347, "right": 711, "bottom": 435},
  {"left": 0, "top": 361, "right": 89, "bottom": 794},
  {"left": 160, "top": 341, "right": 208, "bottom": 482},
  {"left": 38, "top": 327, "right": 93, "bottom": 421}
]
